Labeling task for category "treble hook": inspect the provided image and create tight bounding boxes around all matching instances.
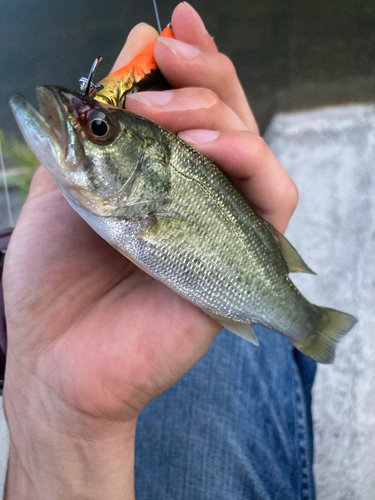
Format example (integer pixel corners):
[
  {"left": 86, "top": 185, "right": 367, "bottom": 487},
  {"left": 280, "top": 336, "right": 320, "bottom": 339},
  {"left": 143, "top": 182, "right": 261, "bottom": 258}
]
[{"left": 79, "top": 57, "right": 104, "bottom": 96}]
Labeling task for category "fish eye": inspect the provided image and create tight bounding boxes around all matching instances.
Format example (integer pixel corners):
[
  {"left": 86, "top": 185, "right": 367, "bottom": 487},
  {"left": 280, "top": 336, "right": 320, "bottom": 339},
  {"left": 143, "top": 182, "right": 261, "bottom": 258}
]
[
  {"left": 85, "top": 108, "right": 118, "bottom": 144},
  {"left": 89, "top": 118, "right": 109, "bottom": 137}
]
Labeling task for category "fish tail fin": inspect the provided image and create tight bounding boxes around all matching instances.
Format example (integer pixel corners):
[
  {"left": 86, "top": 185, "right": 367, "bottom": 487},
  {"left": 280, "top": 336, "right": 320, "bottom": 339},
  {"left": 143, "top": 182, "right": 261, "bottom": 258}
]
[{"left": 293, "top": 307, "right": 357, "bottom": 364}]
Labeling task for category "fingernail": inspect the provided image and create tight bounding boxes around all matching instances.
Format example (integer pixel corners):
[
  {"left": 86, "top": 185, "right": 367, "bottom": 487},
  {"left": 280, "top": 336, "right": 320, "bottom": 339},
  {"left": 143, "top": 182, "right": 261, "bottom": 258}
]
[
  {"left": 183, "top": 2, "right": 209, "bottom": 35},
  {"left": 127, "top": 91, "right": 173, "bottom": 107},
  {"left": 157, "top": 37, "right": 200, "bottom": 60},
  {"left": 179, "top": 130, "right": 220, "bottom": 144}
]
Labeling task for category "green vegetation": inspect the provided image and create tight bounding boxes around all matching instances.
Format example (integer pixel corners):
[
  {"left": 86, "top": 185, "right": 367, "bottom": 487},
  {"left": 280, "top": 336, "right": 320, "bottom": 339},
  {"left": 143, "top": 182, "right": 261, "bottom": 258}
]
[{"left": 0, "top": 130, "right": 39, "bottom": 198}]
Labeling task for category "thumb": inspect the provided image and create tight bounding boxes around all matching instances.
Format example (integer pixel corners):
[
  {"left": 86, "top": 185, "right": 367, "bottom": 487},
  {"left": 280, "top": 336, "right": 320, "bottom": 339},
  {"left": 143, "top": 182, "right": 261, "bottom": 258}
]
[
  {"left": 111, "top": 23, "right": 159, "bottom": 73},
  {"left": 27, "top": 165, "right": 60, "bottom": 202}
]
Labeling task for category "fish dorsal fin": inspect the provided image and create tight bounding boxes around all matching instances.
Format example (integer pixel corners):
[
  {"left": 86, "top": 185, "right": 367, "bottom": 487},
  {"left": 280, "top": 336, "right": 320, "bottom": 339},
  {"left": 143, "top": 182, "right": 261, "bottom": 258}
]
[
  {"left": 212, "top": 315, "right": 259, "bottom": 346},
  {"left": 269, "top": 225, "right": 316, "bottom": 275}
]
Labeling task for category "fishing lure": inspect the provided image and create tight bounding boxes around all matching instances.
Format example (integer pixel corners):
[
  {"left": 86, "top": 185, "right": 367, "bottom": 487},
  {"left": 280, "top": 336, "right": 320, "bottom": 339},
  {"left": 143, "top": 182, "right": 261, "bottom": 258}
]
[{"left": 79, "top": 25, "right": 174, "bottom": 108}]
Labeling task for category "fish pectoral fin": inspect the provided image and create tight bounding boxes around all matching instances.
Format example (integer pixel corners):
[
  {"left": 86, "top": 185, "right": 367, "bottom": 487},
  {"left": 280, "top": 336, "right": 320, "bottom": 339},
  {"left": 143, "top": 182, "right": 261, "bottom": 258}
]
[
  {"left": 137, "top": 214, "right": 192, "bottom": 240},
  {"left": 212, "top": 315, "right": 259, "bottom": 346},
  {"left": 270, "top": 225, "right": 316, "bottom": 275}
]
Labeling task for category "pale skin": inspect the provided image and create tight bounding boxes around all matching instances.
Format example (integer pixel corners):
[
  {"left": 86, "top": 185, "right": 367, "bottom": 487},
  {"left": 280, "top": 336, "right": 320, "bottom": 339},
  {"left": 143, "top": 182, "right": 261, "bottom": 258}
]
[{"left": 3, "top": 3, "right": 298, "bottom": 499}]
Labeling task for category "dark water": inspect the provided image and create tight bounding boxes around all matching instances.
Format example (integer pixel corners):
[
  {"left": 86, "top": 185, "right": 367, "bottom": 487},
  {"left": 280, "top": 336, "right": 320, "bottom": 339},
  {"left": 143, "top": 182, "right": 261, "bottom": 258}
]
[{"left": 1, "top": 0, "right": 375, "bottom": 138}]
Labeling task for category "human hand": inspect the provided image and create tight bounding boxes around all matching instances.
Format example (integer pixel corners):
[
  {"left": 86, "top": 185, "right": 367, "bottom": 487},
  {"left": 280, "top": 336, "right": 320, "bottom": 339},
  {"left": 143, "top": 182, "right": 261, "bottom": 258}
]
[
  {"left": 123, "top": 3, "right": 298, "bottom": 234},
  {"left": 3, "top": 3, "right": 298, "bottom": 498}
]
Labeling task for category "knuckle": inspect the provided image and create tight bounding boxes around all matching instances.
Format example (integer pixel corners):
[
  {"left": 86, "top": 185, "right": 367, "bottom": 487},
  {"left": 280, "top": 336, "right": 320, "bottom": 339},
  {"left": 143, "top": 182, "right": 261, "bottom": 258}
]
[
  {"left": 287, "top": 179, "right": 299, "bottom": 213},
  {"left": 247, "top": 135, "right": 268, "bottom": 162},
  {"left": 218, "top": 53, "right": 237, "bottom": 82}
]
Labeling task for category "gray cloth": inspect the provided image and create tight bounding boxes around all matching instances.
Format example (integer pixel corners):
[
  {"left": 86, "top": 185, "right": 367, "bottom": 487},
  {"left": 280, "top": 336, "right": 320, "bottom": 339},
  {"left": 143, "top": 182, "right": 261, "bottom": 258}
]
[{"left": 265, "top": 104, "right": 375, "bottom": 500}]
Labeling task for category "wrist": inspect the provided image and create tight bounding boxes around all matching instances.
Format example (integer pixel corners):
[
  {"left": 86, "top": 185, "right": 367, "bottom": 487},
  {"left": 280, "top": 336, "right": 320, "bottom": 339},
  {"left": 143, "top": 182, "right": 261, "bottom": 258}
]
[{"left": 3, "top": 359, "right": 138, "bottom": 500}]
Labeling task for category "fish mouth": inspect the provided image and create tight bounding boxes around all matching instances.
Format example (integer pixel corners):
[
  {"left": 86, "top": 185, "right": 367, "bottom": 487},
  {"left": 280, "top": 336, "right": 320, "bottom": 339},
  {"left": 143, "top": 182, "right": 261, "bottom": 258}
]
[
  {"left": 36, "top": 86, "right": 69, "bottom": 146},
  {"left": 9, "top": 86, "right": 87, "bottom": 176}
]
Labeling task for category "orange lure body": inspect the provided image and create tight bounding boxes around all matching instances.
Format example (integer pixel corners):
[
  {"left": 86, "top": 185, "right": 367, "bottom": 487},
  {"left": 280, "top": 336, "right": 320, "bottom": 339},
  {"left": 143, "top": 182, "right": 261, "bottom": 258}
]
[{"left": 93, "top": 26, "right": 174, "bottom": 108}]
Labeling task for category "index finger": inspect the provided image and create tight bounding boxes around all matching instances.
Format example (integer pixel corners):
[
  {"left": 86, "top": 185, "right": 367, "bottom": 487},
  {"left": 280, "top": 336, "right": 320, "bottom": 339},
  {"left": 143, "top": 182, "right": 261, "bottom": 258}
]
[
  {"left": 155, "top": 3, "right": 258, "bottom": 133},
  {"left": 170, "top": 2, "right": 218, "bottom": 52},
  {"left": 111, "top": 0, "right": 217, "bottom": 74}
]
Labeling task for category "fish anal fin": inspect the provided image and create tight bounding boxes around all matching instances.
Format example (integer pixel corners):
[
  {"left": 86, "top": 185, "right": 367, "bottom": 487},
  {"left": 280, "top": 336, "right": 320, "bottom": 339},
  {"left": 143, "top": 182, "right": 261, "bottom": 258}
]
[
  {"left": 212, "top": 315, "right": 259, "bottom": 346},
  {"left": 270, "top": 226, "right": 316, "bottom": 275}
]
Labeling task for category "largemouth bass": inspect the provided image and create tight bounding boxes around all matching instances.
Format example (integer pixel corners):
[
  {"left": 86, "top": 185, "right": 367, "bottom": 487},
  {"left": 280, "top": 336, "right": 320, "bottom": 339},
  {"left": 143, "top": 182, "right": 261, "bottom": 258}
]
[{"left": 10, "top": 86, "right": 357, "bottom": 363}]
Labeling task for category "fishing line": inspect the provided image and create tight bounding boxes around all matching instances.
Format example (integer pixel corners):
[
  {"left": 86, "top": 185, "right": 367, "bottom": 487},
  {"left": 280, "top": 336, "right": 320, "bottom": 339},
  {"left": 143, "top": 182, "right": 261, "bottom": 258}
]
[
  {"left": 152, "top": 0, "right": 162, "bottom": 34},
  {"left": 0, "top": 139, "right": 14, "bottom": 228}
]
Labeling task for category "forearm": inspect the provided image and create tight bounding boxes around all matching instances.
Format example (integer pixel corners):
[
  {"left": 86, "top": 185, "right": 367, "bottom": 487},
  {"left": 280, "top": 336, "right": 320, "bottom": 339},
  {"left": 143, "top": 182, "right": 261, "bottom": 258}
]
[{"left": 3, "top": 362, "right": 137, "bottom": 500}]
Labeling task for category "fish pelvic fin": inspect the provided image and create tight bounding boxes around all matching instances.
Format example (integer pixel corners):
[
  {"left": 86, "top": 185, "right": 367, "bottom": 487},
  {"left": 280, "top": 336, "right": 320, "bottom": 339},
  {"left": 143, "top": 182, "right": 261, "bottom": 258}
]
[
  {"left": 270, "top": 225, "right": 316, "bottom": 275},
  {"left": 293, "top": 307, "right": 357, "bottom": 363},
  {"left": 212, "top": 315, "right": 259, "bottom": 346}
]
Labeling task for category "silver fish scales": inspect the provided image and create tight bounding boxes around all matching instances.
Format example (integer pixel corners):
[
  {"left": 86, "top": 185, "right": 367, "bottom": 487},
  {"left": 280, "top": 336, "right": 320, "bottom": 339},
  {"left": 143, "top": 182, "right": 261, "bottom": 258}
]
[{"left": 10, "top": 86, "right": 357, "bottom": 363}]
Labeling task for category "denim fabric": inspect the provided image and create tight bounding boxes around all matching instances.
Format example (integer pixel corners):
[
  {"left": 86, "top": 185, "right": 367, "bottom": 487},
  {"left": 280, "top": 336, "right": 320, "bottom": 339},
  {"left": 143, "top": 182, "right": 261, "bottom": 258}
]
[{"left": 135, "top": 327, "right": 317, "bottom": 500}]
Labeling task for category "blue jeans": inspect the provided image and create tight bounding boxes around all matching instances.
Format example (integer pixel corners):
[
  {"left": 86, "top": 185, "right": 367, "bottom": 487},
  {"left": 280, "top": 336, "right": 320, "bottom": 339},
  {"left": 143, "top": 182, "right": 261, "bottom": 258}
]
[{"left": 135, "top": 327, "right": 317, "bottom": 500}]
